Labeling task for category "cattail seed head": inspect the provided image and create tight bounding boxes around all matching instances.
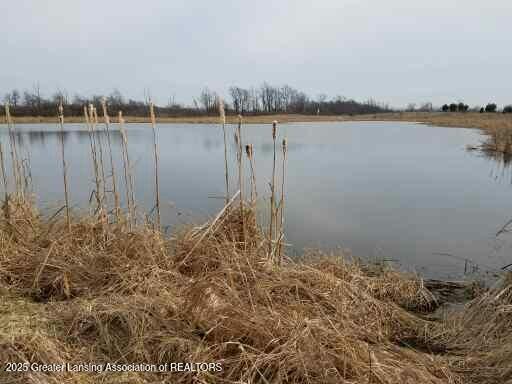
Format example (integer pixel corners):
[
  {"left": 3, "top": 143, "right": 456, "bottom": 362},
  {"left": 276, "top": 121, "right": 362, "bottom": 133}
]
[
  {"left": 218, "top": 98, "right": 226, "bottom": 124},
  {"left": 245, "top": 144, "right": 253, "bottom": 158},
  {"left": 272, "top": 120, "right": 278, "bottom": 139},
  {"left": 272, "top": 121, "right": 278, "bottom": 138},
  {"left": 149, "top": 102, "right": 157, "bottom": 127},
  {"left": 58, "top": 101, "right": 64, "bottom": 123},
  {"left": 282, "top": 138, "right": 287, "bottom": 154},
  {"left": 101, "top": 97, "right": 110, "bottom": 124},
  {"left": 93, "top": 107, "right": 98, "bottom": 123},
  {"left": 118, "top": 111, "right": 125, "bottom": 124},
  {"left": 234, "top": 131, "right": 239, "bottom": 146}
]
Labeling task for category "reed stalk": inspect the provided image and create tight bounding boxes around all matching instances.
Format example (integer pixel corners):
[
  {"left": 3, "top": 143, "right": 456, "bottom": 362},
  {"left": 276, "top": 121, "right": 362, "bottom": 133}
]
[
  {"left": 237, "top": 114, "right": 246, "bottom": 244},
  {"left": 84, "top": 105, "right": 102, "bottom": 213},
  {"left": 0, "top": 140, "right": 9, "bottom": 221},
  {"left": 118, "top": 111, "right": 135, "bottom": 229},
  {"left": 92, "top": 107, "right": 107, "bottom": 212},
  {"left": 58, "top": 101, "right": 71, "bottom": 231},
  {"left": 0, "top": 141, "right": 8, "bottom": 199},
  {"left": 101, "top": 98, "right": 121, "bottom": 223},
  {"left": 21, "top": 148, "right": 32, "bottom": 195},
  {"left": 245, "top": 144, "right": 257, "bottom": 204},
  {"left": 5, "top": 103, "right": 23, "bottom": 200},
  {"left": 219, "top": 99, "right": 229, "bottom": 205},
  {"left": 277, "top": 138, "right": 287, "bottom": 263},
  {"left": 149, "top": 102, "right": 161, "bottom": 230},
  {"left": 269, "top": 120, "right": 277, "bottom": 258}
]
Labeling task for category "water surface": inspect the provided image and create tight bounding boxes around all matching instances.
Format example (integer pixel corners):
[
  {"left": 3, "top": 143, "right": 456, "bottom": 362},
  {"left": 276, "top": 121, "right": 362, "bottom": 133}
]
[{"left": 2, "top": 121, "right": 510, "bottom": 280}]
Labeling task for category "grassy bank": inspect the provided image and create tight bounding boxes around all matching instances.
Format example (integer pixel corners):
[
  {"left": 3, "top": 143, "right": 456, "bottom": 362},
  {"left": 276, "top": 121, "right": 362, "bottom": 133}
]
[
  {"left": 0, "top": 199, "right": 511, "bottom": 384},
  {"left": 5, "top": 111, "right": 511, "bottom": 126}
]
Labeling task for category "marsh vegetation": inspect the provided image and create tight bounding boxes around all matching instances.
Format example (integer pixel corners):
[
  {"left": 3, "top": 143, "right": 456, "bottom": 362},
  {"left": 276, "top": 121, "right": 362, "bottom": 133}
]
[{"left": 0, "top": 101, "right": 511, "bottom": 383}]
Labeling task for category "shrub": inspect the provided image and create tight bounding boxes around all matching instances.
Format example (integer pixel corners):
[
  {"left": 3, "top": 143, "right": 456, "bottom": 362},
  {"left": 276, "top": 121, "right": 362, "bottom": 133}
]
[{"left": 485, "top": 103, "right": 497, "bottom": 113}]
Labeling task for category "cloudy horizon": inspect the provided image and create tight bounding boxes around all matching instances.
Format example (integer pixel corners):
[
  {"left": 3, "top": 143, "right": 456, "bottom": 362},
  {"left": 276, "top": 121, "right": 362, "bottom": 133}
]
[{"left": 2, "top": 0, "right": 511, "bottom": 108}]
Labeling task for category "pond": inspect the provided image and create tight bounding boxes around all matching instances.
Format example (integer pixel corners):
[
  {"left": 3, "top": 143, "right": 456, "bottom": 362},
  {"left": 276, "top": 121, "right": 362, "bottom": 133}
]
[{"left": 1, "top": 121, "right": 511, "bottom": 280}]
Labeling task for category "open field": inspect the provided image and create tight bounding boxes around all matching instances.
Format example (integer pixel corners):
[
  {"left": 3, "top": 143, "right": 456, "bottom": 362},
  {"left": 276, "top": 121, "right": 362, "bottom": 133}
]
[{"left": 6, "top": 111, "right": 512, "bottom": 127}]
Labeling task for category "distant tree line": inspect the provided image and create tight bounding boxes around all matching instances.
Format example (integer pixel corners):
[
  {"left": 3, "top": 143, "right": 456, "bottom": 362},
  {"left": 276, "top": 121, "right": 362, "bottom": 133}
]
[
  {"left": 441, "top": 102, "right": 470, "bottom": 112},
  {"left": 233, "top": 84, "right": 390, "bottom": 114},
  {"left": 195, "top": 84, "right": 391, "bottom": 115},
  {"left": 1, "top": 83, "right": 392, "bottom": 118},
  {"left": 1, "top": 86, "right": 198, "bottom": 118},
  {"left": 439, "top": 102, "right": 512, "bottom": 113}
]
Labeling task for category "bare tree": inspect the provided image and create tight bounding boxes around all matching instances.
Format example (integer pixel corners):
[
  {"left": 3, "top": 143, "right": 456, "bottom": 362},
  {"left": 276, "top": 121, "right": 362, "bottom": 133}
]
[
  {"left": 11, "top": 89, "right": 20, "bottom": 108},
  {"left": 199, "top": 88, "right": 218, "bottom": 113},
  {"left": 34, "top": 82, "right": 42, "bottom": 114}
]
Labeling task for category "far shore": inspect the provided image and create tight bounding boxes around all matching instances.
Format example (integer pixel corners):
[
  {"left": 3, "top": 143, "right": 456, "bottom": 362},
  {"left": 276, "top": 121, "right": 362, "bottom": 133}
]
[{"left": 3, "top": 112, "right": 512, "bottom": 131}]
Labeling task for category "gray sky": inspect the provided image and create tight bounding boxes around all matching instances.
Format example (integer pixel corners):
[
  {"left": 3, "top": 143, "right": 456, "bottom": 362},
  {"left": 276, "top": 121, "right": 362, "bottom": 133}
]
[{"left": 2, "top": 0, "right": 511, "bottom": 108}]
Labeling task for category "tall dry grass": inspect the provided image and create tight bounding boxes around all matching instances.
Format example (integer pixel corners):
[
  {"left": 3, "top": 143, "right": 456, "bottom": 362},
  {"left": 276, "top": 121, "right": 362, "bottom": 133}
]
[
  {"left": 149, "top": 102, "right": 161, "bottom": 230},
  {"left": 219, "top": 98, "right": 229, "bottom": 206},
  {"left": 101, "top": 98, "right": 121, "bottom": 223},
  {"left": 57, "top": 101, "right": 71, "bottom": 230}
]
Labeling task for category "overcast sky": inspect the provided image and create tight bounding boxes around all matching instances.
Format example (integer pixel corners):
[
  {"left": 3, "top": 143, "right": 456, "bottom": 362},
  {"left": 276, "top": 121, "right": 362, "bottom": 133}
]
[{"left": 2, "top": 0, "right": 511, "bottom": 108}]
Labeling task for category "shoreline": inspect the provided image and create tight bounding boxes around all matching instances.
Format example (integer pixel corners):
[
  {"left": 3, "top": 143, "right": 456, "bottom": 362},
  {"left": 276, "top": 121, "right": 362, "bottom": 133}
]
[{"left": 4, "top": 111, "right": 511, "bottom": 129}]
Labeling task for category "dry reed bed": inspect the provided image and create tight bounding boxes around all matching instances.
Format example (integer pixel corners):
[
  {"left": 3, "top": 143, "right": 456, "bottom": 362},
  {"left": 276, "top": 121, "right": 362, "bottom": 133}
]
[
  {"left": 0, "top": 200, "right": 472, "bottom": 384},
  {"left": 0, "top": 201, "right": 510, "bottom": 383}
]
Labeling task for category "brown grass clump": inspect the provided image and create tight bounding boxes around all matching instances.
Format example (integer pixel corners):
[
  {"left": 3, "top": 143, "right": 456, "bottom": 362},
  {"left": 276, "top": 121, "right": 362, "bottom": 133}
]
[
  {"left": 0, "top": 201, "right": 473, "bottom": 384},
  {"left": 434, "top": 274, "right": 512, "bottom": 384}
]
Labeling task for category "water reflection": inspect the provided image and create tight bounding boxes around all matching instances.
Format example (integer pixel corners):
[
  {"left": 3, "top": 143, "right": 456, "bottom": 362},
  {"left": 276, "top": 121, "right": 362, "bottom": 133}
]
[
  {"left": 476, "top": 145, "right": 512, "bottom": 184},
  {"left": 12, "top": 129, "right": 125, "bottom": 148}
]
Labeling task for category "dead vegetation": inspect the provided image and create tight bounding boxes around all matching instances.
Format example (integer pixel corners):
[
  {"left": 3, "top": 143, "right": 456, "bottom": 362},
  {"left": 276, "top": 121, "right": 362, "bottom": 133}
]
[{"left": 0, "top": 199, "right": 510, "bottom": 383}]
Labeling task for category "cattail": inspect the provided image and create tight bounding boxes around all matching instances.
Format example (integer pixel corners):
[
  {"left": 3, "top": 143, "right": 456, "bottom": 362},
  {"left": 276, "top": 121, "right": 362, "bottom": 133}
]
[
  {"left": 149, "top": 101, "right": 161, "bottom": 230},
  {"left": 0, "top": 141, "right": 6, "bottom": 189},
  {"left": 0, "top": 140, "right": 9, "bottom": 221},
  {"left": 245, "top": 144, "right": 257, "bottom": 203},
  {"left": 237, "top": 114, "right": 245, "bottom": 244},
  {"left": 219, "top": 98, "right": 226, "bottom": 125},
  {"left": 92, "top": 106, "right": 107, "bottom": 209},
  {"left": 58, "top": 100, "right": 71, "bottom": 231},
  {"left": 219, "top": 98, "right": 229, "bottom": 205},
  {"left": 5, "top": 103, "right": 22, "bottom": 200},
  {"left": 0, "top": 141, "right": 8, "bottom": 199},
  {"left": 269, "top": 120, "right": 278, "bottom": 259},
  {"left": 84, "top": 105, "right": 102, "bottom": 212},
  {"left": 119, "top": 111, "right": 136, "bottom": 228},
  {"left": 101, "top": 97, "right": 121, "bottom": 223},
  {"left": 278, "top": 138, "right": 287, "bottom": 263}
]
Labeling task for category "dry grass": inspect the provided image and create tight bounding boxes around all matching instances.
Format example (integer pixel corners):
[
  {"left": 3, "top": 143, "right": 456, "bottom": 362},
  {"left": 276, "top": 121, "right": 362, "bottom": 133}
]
[
  {"left": 0, "top": 199, "right": 510, "bottom": 383},
  {"left": 5, "top": 111, "right": 511, "bottom": 126}
]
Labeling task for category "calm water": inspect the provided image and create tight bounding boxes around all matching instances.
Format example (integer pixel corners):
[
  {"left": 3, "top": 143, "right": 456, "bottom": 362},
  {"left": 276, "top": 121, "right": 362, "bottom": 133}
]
[{"left": 1, "top": 121, "right": 511, "bottom": 280}]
